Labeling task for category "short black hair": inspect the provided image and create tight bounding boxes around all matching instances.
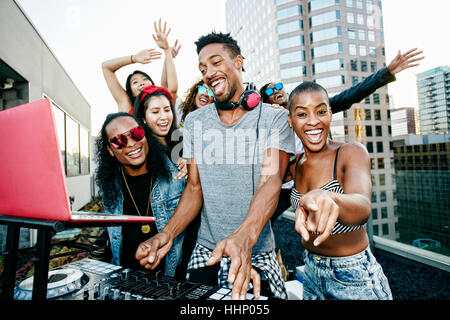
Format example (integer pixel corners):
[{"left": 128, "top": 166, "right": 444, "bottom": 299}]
[
  {"left": 288, "top": 81, "right": 329, "bottom": 113},
  {"left": 195, "top": 31, "right": 245, "bottom": 71}
]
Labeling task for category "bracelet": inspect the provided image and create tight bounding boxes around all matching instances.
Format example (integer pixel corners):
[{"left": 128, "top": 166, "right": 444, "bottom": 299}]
[{"left": 130, "top": 55, "right": 134, "bottom": 63}]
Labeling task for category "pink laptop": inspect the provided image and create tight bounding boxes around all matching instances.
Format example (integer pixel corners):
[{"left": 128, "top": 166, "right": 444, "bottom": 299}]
[{"left": 0, "top": 99, "right": 155, "bottom": 224}]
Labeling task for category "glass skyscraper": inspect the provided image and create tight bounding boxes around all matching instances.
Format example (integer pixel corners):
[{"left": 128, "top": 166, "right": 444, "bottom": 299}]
[
  {"left": 394, "top": 138, "right": 450, "bottom": 255},
  {"left": 226, "top": 0, "right": 398, "bottom": 240},
  {"left": 416, "top": 66, "right": 450, "bottom": 135}
]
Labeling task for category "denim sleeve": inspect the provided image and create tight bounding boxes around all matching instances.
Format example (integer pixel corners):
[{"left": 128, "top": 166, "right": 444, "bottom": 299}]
[{"left": 329, "top": 66, "right": 396, "bottom": 114}]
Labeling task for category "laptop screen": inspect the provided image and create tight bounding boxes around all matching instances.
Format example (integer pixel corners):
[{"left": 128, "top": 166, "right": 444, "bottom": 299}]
[{"left": 0, "top": 99, "right": 72, "bottom": 221}]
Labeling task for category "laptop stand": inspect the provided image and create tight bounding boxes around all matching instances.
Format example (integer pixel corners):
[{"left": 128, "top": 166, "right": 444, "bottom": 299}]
[
  {"left": 0, "top": 215, "right": 64, "bottom": 300},
  {"left": 0, "top": 215, "right": 129, "bottom": 300}
]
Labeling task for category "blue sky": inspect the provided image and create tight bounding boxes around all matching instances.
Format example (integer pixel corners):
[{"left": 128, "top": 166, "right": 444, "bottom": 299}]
[{"left": 15, "top": 0, "right": 450, "bottom": 133}]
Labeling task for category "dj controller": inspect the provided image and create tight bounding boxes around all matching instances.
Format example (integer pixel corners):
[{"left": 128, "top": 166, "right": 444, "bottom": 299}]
[{"left": 13, "top": 258, "right": 268, "bottom": 301}]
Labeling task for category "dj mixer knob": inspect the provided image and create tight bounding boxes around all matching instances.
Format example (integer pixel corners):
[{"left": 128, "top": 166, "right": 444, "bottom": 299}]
[
  {"left": 121, "top": 269, "right": 130, "bottom": 281},
  {"left": 13, "top": 259, "right": 269, "bottom": 300},
  {"left": 83, "top": 289, "right": 89, "bottom": 300},
  {"left": 93, "top": 283, "right": 101, "bottom": 299}
]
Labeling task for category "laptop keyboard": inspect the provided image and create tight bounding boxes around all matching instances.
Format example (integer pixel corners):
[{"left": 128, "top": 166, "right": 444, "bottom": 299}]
[{"left": 71, "top": 211, "right": 128, "bottom": 220}]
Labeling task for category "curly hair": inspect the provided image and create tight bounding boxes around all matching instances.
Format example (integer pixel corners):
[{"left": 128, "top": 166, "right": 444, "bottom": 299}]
[
  {"left": 94, "top": 112, "right": 170, "bottom": 209},
  {"left": 195, "top": 31, "right": 245, "bottom": 72},
  {"left": 179, "top": 78, "right": 204, "bottom": 122}
]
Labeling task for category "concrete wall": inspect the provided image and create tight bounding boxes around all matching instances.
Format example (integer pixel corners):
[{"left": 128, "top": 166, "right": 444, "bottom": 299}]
[
  {"left": 0, "top": 1, "right": 90, "bottom": 128},
  {"left": 0, "top": 1, "right": 92, "bottom": 212}
]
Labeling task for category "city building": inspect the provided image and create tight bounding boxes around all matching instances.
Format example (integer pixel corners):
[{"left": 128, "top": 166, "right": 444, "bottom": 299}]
[
  {"left": 0, "top": 1, "right": 92, "bottom": 249},
  {"left": 416, "top": 66, "right": 450, "bottom": 135},
  {"left": 226, "top": 0, "right": 398, "bottom": 240},
  {"left": 393, "top": 134, "right": 450, "bottom": 255},
  {"left": 391, "top": 107, "right": 419, "bottom": 137}
]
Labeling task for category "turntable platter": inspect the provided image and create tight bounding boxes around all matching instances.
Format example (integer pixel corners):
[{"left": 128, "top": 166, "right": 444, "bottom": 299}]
[{"left": 14, "top": 268, "right": 89, "bottom": 300}]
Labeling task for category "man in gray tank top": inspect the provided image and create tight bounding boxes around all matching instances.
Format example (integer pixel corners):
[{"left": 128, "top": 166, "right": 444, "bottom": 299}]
[{"left": 136, "top": 31, "right": 295, "bottom": 300}]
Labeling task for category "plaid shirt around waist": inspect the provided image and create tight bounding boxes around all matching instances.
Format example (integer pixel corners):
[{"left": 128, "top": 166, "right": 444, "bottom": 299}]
[{"left": 186, "top": 242, "right": 288, "bottom": 300}]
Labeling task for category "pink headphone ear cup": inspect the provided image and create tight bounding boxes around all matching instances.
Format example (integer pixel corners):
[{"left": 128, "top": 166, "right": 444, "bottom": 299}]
[{"left": 246, "top": 92, "right": 261, "bottom": 109}]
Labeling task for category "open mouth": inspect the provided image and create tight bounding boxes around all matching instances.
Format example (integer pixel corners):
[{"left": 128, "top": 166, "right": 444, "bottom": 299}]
[
  {"left": 126, "top": 147, "right": 142, "bottom": 158},
  {"left": 271, "top": 92, "right": 284, "bottom": 104},
  {"left": 209, "top": 78, "right": 226, "bottom": 96},
  {"left": 199, "top": 96, "right": 210, "bottom": 105},
  {"left": 157, "top": 121, "right": 170, "bottom": 132},
  {"left": 304, "top": 129, "right": 324, "bottom": 144}
]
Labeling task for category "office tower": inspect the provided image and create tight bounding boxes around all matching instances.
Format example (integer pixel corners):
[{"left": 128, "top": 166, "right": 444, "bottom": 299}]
[
  {"left": 226, "top": 0, "right": 398, "bottom": 240},
  {"left": 417, "top": 66, "right": 450, "bottom": 135},
  {"left": 391, "top": 107, "right": 419, "bottom": 137},
  {"left": 393, "top": 135, "right": 450, "bottom": 254}
]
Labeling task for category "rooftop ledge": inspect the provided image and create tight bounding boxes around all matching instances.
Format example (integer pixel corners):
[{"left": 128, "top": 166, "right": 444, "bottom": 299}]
[
  {"left": 281, "top": 211, "right": 450, "bottom": 273},
  {"left": 373, "top": 235, "right": 450, "bottom": 273}
]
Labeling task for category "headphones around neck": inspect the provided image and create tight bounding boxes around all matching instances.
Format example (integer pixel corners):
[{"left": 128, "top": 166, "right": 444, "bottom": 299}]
[
  {"left": 213, "top": 82, "right": 263, "bottom": 195},
  {"left": 214, "top": 82, "right": 261, "bottom": 111}
]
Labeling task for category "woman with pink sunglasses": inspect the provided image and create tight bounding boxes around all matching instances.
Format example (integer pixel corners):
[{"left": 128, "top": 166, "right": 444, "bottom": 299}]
[{"left": 95, "top": 112, "right": 186, "bottom": 276}]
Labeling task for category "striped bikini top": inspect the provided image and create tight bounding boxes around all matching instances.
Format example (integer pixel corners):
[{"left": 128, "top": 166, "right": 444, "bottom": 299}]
[{"left": 290, "top": 147, "right": 366, "bottom": 235}]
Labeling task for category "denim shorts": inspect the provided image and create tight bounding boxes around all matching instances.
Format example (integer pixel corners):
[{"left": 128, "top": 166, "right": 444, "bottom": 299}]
[{"left": 301, "top": 247, "right": 393, "bottom": 300}]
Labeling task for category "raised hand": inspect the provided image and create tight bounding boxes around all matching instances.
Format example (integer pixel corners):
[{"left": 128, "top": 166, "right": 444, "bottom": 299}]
[
  {"left": 387, "top": 48, "right": 424, "bottom": 75},
  {"left": 171, "top": 40, "right": 182, "bottom": 58},
  {"left": 133, "top": 48, "right": 162, "bottom": 64},
  {"left": 153, "top": 18, "right": 171, "bottom": 51}
]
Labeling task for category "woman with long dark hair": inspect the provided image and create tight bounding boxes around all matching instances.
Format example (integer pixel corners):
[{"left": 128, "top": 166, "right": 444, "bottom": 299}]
[
  {"left": 101, "top": 19, "right": 180, "bottom": 114},
  {"left": 133, "top": 85, "right": 178, "bottom": 151}
]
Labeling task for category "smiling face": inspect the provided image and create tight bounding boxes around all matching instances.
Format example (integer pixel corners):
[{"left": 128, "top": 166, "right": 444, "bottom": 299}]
[
  {"left": 288, "top": 89, "right": 332, "bottom": 153},
  {"left": 144, "top": 95, "right": 173, "bottom": 144},
  {"left": 195, "top": 84, "right": 215, "bottom": 109},
  {"left": 129, "top": 73, "right": 153, "bottom": 98},
  {"left": 106, "top": 116, "right": 149, "bottom": 175},
  {"left": 267, "top": 82, "right": 289, "bottom": 107},
  {"left": 198, "top": 43, "right": 244, "bottom": 103}
]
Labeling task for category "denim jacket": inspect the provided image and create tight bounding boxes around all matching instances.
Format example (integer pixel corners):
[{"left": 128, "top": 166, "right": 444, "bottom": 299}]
[{"left": 102, "top": 156, "right": 186, "bottom": 277}]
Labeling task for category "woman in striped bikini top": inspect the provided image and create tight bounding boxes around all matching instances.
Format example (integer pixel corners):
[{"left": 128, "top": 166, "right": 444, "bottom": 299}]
[
  {"left": 290, "top": 147, "right": 367, "bottom": 236},
  {"left": 286, "top": 81, "right": 373, "bottom": 257},
  {"left": 285, "top": 81, "right": 396, "bottom": 301}
]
